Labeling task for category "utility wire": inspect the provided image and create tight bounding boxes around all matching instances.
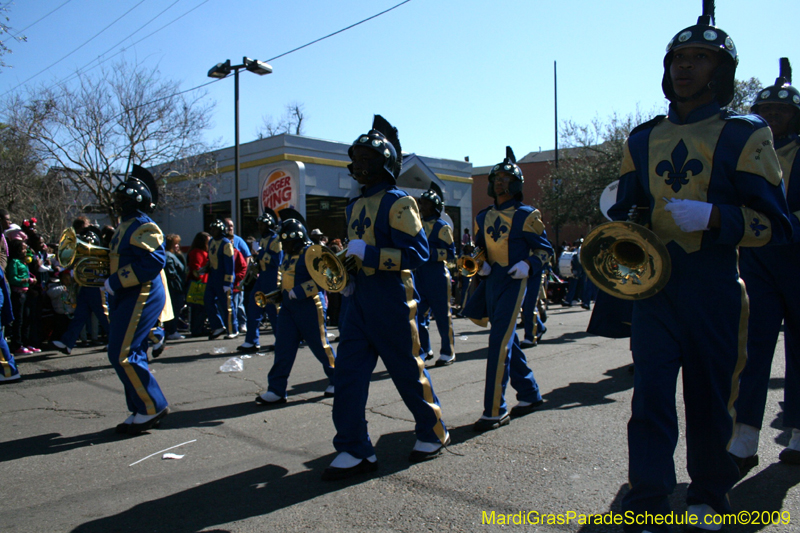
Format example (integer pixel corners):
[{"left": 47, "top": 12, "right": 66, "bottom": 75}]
[
  {"left": 2, "top": 0, "right": 148, "bottom": 97},
  {"left": 59, "top": 0, "right": 188, "bottom": 86},
  {"left": 9, "top": 0, "right": 74, "bottom": 38},
  {"left": 266, "top": 0, "right": 411, "bottom": 62},
  {"left": 112, "top": 0, "right": 414, "bottom": 118}
]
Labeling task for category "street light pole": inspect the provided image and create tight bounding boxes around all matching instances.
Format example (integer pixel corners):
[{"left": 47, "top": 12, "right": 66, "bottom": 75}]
[{"left": 208, "top": 57, "right": 273, "bottom": 232}]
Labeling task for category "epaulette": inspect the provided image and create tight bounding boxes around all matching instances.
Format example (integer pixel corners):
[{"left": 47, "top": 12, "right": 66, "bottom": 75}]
[
  {"left": 630, "top": 115, "right": 666, "bottom": 136},
  {"left": 721, "top": 110, "right": 764, "bottom": 129}
]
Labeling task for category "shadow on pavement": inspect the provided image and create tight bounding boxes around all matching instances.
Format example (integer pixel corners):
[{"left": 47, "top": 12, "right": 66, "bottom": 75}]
[
  {"left": 70, "top": 430, "right": 423, "bottom": 533},
  {"left": 541, "top": 364, "right": 634, "bottom": 411}
]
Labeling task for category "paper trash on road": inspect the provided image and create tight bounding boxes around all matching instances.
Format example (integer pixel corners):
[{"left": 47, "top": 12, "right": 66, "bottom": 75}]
[
  {"left": 219, "top": 357, "right": 244, "bottom": 372},
  {"left": 162, "top": 453, "right": 184, "bottom": 460}
]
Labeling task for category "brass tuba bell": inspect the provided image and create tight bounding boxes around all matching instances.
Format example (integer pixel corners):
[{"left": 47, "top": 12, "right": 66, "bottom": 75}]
[
  {"left": 57, "top": 227, "right": 111, "bottom": 287},
  {"left": 580, "top": 221, "right": 671, "bottom": 300},
  {"left": 456, "top": 247, "right": 485, "bottom": 277}
]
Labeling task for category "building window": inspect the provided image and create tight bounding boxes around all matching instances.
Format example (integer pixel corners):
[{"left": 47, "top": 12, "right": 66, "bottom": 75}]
[
  {"left": 202, "top": 200, "right": 231, "bottom": 233},
  {"left": 306, "top": 195, "right": 350, "bottom": 244}
]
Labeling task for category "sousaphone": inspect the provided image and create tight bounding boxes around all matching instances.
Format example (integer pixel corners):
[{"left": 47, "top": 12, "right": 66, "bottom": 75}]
[{"left": 580, "top": 221, "right": 671, "bottom": 300}]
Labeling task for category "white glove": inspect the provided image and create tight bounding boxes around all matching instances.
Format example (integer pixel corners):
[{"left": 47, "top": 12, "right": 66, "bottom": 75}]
[
  {"left": 663, "top": 198, "right": 713, "bottom": 232},
  {"left": 288, "top": 288, "right": 298, "bottom": 300},
  {"left": 103, "top": 278, "right": 115, "bottom": 296},
  {"left": 478, "top": 261, "right": 492, "bottom": 277},
  {"left": 340, "top": 280, "right": 356, "bottom": 297},
  {"left": 223, "top": 285, "right": 232, "bottom": 293},
  {"left": 346, "top": 239, "right": 366, "bottom": 260},
  {"left": 508, "top": 260, "right": 530, "bottom": 279}
]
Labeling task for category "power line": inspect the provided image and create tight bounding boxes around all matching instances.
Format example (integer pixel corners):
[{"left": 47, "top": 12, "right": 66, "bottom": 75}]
[
  {"left": 266, "top": 0, "right": 412, "bottom": 62},
  {"left": 9, "top": 0, "right": 74, "bottom": 38},
  {"left": 111, "top": 0, "right": 414, "bottom": 119},
  {"left": 59, "top": 0, "right": 188, "bottom": 86},
  {"left": 2, "top": 0, "right": 148, "bottom": 97}
]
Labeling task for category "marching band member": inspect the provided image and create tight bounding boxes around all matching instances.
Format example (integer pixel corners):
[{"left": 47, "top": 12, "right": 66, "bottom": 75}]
[
  {"left": 255, "top": 216, "right": 335, "bottom": 405},
  {"left": 415, "top": 183, "right": 457, "bottom": 367},
  {"left": 239, "top": 209, "right": 282, "bottom": 353},
  {"left": 51, "top": 227, "right": 109, "bottom": 355},
  {"left": 104, "top": 165, "right": 170, "bottom": 435},
  {"left": 609, "top": 4, "right": 791, "bottom": 530},
  {"left": 0, "top": 260, "right": 21, "bottom": 382},
  {"left": 205, "top": 219, "right": 237, "bottom": 340},
  {"left": 323, "top": 115, "right": 448, "bottom": 481},
  {"left": 463, "top": 147, "right": 552, "bottom": 432},
  {"left": 732, "top": 58, "right": 800, "bottom": 469}
]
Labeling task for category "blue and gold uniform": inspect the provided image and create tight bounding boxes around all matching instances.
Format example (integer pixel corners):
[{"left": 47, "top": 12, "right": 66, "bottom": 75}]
[
  {"left": 332, "top": 181, "right": 447, "bottom": 459},
  {"left": 468, "top": 199, "right": 552, "bottom": 419},
  {"left": 58, "top": 286, "right": 108, "bottom": 350},
  {"left": 106, "top": 213, "right": 169, "bottom": 417},
  {"left": 205, "top": 235, "right": 235, "bottom": 335},
  {"left": 416, "top": 215, "right": 456, "bottom": 360},
  {"left": 244, "top": 231, "right": 282, "bottom": 347},
  {"left": 736, "top": 133, "right": 800, "bottom": 449},
  {"left": 264, "top": 244, "right": 335, "bottom": 398},
  {"left": 0, "top": 265, "right": 20, "bottom": 382},
  {"left": 610, "top": 101, "right": 791, "bottom": 520}
]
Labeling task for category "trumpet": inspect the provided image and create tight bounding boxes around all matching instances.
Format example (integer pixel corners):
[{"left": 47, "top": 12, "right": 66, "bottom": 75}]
[
  {"left": 57, "top": 227, "right": 111, "bottom": 287},
  {"left": 456, "top": 247, "right": 486, "bottom": 277},
  {"left": 254, "top": 289, "right": 281, "bottom": 307},
  {"left": 242, "top": 261, "right": 260, "bottom": 286}
]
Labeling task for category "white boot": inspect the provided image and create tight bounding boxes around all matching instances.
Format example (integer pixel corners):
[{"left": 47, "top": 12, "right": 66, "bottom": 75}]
[{"left": 729, "top": 422, "right": 759, "bottom": 458}]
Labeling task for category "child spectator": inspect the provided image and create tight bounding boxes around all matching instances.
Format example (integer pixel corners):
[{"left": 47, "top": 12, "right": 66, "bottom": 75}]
[{"left": 7, "top": 239, "right": 37, "bottom": 355}]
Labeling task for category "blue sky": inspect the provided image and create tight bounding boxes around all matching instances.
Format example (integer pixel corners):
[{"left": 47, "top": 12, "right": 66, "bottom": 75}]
[{"left": 1, "top": 0, "right": 798, "bottom": 167}]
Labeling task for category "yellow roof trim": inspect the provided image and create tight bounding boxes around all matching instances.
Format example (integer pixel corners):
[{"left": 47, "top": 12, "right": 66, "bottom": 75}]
[{"left": 166, "top": 154, "right": 471, "bottom": 184}]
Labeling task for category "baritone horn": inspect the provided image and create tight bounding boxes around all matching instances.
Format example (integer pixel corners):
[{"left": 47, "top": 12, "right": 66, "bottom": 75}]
[
  {"left": 304, "top": 244, "right": 355, "bottom": 293},
  {"left": 580, "top": 221, "right": 671, "bottom": 300},
  {"left": 57, "top": 227, "right": 111, "bottom": 287},
  {"left": 457, "top": 247, "right": 485, "bottom": 277}
]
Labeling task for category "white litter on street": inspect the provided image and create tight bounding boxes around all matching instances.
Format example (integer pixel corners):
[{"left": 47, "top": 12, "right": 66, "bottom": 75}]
[{"left": 129, "top": 439, "right": 197, "bottom": 467}]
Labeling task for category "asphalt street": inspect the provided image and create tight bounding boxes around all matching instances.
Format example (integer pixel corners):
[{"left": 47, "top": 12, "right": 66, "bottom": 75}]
[{"left": 1, "top": 304, "right": 797, "bottom": 532}]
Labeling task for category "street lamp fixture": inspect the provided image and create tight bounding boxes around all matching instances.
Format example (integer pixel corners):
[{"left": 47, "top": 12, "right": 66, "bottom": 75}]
[{"left": 207, "top": 56, "right": 273, "bottom": 231}]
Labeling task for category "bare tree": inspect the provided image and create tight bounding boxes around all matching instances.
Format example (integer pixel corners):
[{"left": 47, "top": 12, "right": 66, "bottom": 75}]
[
  {"left": 255, "top": 101, "right": 307, "bottom": 139},
  {"left": 5, "top": 60, "right": 215, "bottom": 224},
  {"left": 0, "top": 122, "right": 72, "bottom": 240},
  {"left": 0, "top": 5, "right": 26, "bottom": 69},
  {"left": 541, "top": 107, "right": 660, "bottom": 232},
  {"left": 728, "top": 77, "right": 763, "bottom": 115}
]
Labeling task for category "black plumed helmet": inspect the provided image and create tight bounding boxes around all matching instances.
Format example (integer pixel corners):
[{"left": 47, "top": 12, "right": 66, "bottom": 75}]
[
  {"left": 662, "top": 0, "right": 738, "bottom": 107},
  {"left": 114, "top": 164, "right": 158, "bottom": 214},
  {"left": 751, "top": 58, "right": 800, "bottom": 132},
  {"left": 347, "top": 115, "right": 403, "bottom": 183},
  {"left": 487, "top": 146, "right": 524, "bottom": 201},
  {"left": 257, "top": 207, "right": 280, "bottom": 232},
  {"left": 420, "top": 182, "right": 444, "bottom": 214}
]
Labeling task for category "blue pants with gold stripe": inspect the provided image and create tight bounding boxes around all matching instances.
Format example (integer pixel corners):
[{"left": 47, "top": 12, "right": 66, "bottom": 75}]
[
  {"left": 622, "top": 246, "right": 743, "bottom": 529},
  {"left": 521, "top": 271, "right": 544, "bottom": 342},
  {"left": 483, "top": 267, "right": 542, "bottom": 418},
  {"left": 737, "top": 244, "right": 800, "bottom": 430},
  {"left": 267, "top": 294, "right": 334, "bottom": 396},
  {"left": 245, "top": 275, "right": 278, "bottom": 346},
  {"left": 107, "top": 280, "right": 168, "bottom": 416},
  {"left": 332, "top": 270, "right": 447, "bottom": 459},
  {"left": 60, "top": 287, "right": 109, "bottom": 349},
  {"left": 1, "top": 326, "right": 19, "bottom": 379},
  {"left": 416, "top": 266, "right": 454, "bottom": 357},
  {"left": 204, "top": 283, "right": 235, "bottom": 334}
]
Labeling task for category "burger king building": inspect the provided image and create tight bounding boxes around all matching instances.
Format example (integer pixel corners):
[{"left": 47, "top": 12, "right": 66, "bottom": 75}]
[{"left": 153, "top": 133, "right": 473, "bottom": 246}]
